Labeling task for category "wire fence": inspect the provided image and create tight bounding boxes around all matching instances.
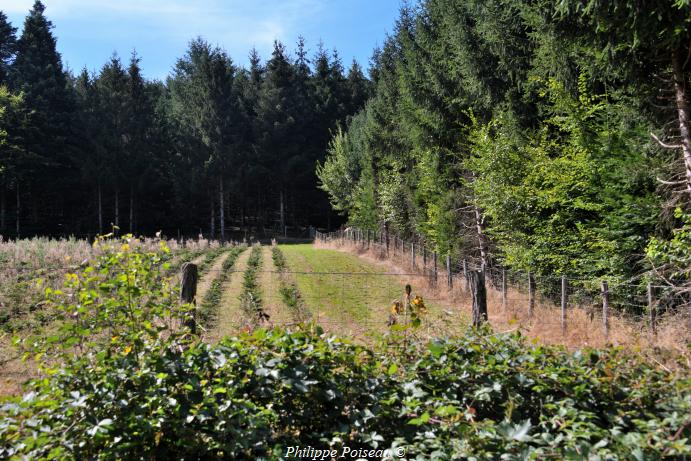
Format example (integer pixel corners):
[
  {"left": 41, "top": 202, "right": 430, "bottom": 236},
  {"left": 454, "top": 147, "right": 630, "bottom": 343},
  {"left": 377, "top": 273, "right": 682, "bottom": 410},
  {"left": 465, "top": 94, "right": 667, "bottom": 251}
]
[{"left": 315, "top": 228, "right": 691, "bottom": 345}]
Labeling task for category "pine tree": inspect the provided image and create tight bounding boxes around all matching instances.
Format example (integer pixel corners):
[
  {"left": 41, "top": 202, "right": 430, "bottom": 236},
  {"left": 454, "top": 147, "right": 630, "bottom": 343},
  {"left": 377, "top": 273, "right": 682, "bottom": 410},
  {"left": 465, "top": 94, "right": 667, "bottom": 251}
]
[
  {"left": 0, "top": 11, "right": 17, "bottom": 85},
  {"left": 256, "top": 41, "right": 297, "bottom": 236},
  {"left": 95, "top": 55, "right": 129, "bottom": 232},
  {"left": 124, "top": 51, "right": 153, "bottom": 233},
  {"left": 12, "top": 0, "right": 74, "bottom": 235},
  {"left": 345, "top": 59, "right": 370, "bottom": 116},
  {"left": 170, "top": 38, "right": 243, "bottom": 241}
]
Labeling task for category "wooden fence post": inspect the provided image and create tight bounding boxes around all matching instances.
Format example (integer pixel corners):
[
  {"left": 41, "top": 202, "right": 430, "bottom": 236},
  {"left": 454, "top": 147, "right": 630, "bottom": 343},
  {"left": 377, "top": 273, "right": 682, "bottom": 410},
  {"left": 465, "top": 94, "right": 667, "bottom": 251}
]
[
  {"left": 423, "top": 247, "right": 427, "bottom": 271},
  {"left": 180, "top": 262, "right": 198, "bottom": 334},
  {"left": 446, "top": 254, "right": 452, "bottom": 289},
  {"left": 411, "top": 242, "right": 416, "bottom": 268},
  {"left": 470, "top": 270, "right": 488, "bottom": 327},
  {"left": 561, "top": 276, "right": 567, "bottom": 334},
  {"left": 602, "top": 281, "right": 609, "bottom": 342},
  {"left": 528, "top": 273, "right": 535, "bottom": 318},
  {"left": 501, "top": 269, "right": 507, "bottom": 312},
  {"left": 648, "top": 282, "right": 656, "bottom": 338}
]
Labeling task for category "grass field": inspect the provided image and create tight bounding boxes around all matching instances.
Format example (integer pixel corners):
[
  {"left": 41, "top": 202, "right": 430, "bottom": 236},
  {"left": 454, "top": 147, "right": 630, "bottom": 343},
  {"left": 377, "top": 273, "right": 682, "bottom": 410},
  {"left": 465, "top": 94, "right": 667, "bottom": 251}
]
[
  {"left": 278, "top": 244, "right": 462, "bottom": 340},
  {"left": 1, "top": 240, "right": 463, "bottom": 397}
]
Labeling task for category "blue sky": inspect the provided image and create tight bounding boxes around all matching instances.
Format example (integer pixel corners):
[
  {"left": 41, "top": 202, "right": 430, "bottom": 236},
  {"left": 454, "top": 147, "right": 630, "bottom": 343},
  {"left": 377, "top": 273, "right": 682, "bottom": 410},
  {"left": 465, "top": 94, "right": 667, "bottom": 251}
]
[{"left": 4, "top": 0, "right": 403, "bottom": 80}]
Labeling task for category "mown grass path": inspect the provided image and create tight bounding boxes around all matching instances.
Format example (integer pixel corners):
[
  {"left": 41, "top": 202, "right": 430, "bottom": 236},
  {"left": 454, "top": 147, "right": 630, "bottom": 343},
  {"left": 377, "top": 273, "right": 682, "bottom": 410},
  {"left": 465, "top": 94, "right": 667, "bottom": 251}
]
[
  {"left": 258, "top": 246, "right": 293, "bottom": 328},
  {"left": 206, "top": 249, "right": 251, "bottom": 342}
]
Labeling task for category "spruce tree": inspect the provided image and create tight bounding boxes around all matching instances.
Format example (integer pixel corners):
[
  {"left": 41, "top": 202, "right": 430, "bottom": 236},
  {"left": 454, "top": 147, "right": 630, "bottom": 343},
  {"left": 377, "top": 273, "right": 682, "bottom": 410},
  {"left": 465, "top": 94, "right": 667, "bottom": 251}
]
[
  {"left": 0, "top": 11, "right": 16, "bottom": 85},
  {"left": 170, "top": 38, "right": 242, "bottom": 241},
  {"left": 12, "top": 0, "right": 73, "bottom": 235}
]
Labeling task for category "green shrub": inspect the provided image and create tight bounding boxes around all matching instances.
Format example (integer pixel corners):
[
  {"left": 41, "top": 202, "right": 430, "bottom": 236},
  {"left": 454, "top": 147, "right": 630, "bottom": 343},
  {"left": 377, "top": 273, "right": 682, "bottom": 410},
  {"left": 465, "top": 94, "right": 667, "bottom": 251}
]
[{"left": 1, "top": 238, "right": 689, "bottom": 459}]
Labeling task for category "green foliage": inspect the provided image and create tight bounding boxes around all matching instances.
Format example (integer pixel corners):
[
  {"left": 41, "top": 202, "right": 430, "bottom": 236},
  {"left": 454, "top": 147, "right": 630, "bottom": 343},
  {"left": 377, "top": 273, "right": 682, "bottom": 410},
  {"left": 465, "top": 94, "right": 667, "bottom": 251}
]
[
  {"left": 15, "top": 235, "right": 187, "bottom": 367},
  {"left": 195, "top": 246, "right": 228, "bottom": 274},
  {"left": 271, "top": 245, "right": 287, "bottom": 271},
  {"left": 2, "top": 326, "right": 689, "bottom": 459},
  {"left": 646, "top": 208, "right": 691, "bottom": 288},
  {"left": 466, "top": 78, "right": 658, "bottom": 280}
]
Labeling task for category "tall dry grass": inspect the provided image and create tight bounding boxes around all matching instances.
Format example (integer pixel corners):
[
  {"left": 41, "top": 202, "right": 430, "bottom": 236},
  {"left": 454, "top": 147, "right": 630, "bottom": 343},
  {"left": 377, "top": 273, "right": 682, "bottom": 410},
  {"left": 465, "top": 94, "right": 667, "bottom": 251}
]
[{"left": 317, "top": 238, "right": 691, "bottom": 366}]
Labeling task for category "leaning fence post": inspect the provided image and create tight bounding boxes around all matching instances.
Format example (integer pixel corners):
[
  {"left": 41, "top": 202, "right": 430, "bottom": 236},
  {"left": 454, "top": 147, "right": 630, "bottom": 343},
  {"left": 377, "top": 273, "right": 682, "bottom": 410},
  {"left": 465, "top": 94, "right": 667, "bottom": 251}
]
[
  {"left": 446, "top": 254, "right": 452, "bottom": 289},
  {"left": 561, "top": 276, "right": 567, "bottom": 334},
  {"left": 180, "top": 262, "right": 198, "bottom": 334},
  {"left": 470, "top": 270, "right": 488, "bottom": 327},
  {"left": 648, "top": 282, "right": 656, "bottom": 338},
  {"left": 463, "top": 260, "right": 469, "bottom": 292},
  {"left": 602, "top": 280, "right": 610, "bottom": 342},
  {"left": 528, "top": 273, "right": 535, "bottom": 318}
]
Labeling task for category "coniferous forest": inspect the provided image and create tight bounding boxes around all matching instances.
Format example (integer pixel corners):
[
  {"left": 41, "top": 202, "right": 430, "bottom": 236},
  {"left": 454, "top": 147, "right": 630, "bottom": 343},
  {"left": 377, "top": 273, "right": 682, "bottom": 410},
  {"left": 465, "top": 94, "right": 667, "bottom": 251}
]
[
  {"left": 1, "top": 0, "right": 691, "bottom": 288},
  {"left": 318, "top": 0, "right": 691, "bottom": 289},
  {"left": 0, "top": 1, "right": 370, "bottom": 240}
]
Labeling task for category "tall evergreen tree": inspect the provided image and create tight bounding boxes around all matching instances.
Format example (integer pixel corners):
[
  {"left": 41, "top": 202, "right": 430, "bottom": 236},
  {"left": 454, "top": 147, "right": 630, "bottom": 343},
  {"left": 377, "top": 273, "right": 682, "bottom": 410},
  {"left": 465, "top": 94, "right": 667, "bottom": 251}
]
[
  {"left": 256, "top": 41, "right": 297, "bottom": 235},
  {"left": 12, "top": 0, "right": 73, "bottom": 235},
  {"left": 0, "top": 11, "right": 16, "bottom": 85},
  {"left": 94, "top": 55, "right": 129, "bottom": 232},
  {"left": 170, "top": 38, "right": 243, "bottom": 241},
  {"left": 123, "top": 51, "right": 154, "bottom": 233}
]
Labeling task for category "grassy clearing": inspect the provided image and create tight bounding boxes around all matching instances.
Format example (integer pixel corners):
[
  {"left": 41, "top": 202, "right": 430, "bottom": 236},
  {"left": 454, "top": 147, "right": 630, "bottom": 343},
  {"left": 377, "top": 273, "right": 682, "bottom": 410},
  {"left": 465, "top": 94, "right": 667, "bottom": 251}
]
[{"left": 278, "top": 244, "right": 460, "bottom": 340}]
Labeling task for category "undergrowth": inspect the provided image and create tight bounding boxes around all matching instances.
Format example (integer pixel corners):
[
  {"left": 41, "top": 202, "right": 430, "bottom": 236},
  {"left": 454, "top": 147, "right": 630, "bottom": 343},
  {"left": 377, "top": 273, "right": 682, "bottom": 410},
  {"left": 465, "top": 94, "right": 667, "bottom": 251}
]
[{"left": 0, "top": 240, "right": 689, "bottom": 460}]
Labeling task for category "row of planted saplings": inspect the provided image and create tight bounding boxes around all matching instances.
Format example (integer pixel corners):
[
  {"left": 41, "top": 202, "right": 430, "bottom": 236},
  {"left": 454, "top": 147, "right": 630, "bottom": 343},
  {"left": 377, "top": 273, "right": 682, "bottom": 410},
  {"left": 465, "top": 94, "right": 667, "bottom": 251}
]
[
  {"left": 271, "top": 245, "right": 311, "bottom": 324},
  {"left": 239, "top": 245, "right": 269, "bottom": 328}
]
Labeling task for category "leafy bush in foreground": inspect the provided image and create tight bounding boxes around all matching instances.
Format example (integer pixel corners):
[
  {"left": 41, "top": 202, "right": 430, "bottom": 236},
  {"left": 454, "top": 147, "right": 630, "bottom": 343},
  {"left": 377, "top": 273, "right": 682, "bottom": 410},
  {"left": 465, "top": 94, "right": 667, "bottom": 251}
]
[
  {"left": 1, "top": 328, "right": 689, "bottom": 460},
  {"left": 1, "top": 239, "right": 689, "bottom": 459}
]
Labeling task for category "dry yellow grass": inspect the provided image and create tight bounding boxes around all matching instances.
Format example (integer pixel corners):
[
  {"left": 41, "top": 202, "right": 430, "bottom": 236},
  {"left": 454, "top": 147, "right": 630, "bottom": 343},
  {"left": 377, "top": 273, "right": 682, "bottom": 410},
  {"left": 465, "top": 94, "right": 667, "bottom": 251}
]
[{"left": 317, "top": 238, "right": 691, "bottom": 365}]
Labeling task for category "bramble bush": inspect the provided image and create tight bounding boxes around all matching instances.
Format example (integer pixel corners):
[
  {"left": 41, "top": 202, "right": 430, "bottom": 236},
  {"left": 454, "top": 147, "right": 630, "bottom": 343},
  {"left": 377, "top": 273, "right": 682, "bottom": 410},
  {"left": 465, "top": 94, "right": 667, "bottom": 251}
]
[{"left": 0, "top": 239, "right": 689, "bottom": 459}]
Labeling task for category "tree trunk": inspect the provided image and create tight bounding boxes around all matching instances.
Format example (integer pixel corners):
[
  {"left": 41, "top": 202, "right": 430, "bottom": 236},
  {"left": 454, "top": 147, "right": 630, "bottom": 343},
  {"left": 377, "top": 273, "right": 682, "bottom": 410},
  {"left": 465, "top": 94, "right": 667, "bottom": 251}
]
[
  {"left": 210, "top": 195, "right": 215, "bottom": 240},
  {"left": 1, "top": 186, "right": 5, "bottom": 232},
  {"left": 31, "top": 185, "right": 37, "bottom": 225},
  {"left": 219, "top": 177, "right": 225, "bottom": 242},
  {"left": 129, "top": 184, "right": 134, "bottom": 234},
  {"left": 474, "top": 205, "right": 488, "bottom": 270},
  {"left": 15, "top": 182, "right": 20, "bottom": 238},
  {"left": 97, "top": 181, "right": 103, "bottom": 235},
  {"left": 114, "top": 188, "right": 119, "bottom": 234},
  {"left": 280, "top": 189, "right": 285, "bottom": 237},
  {"left": 672, "top": 47, "right": 691, "bottom": 194}
]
